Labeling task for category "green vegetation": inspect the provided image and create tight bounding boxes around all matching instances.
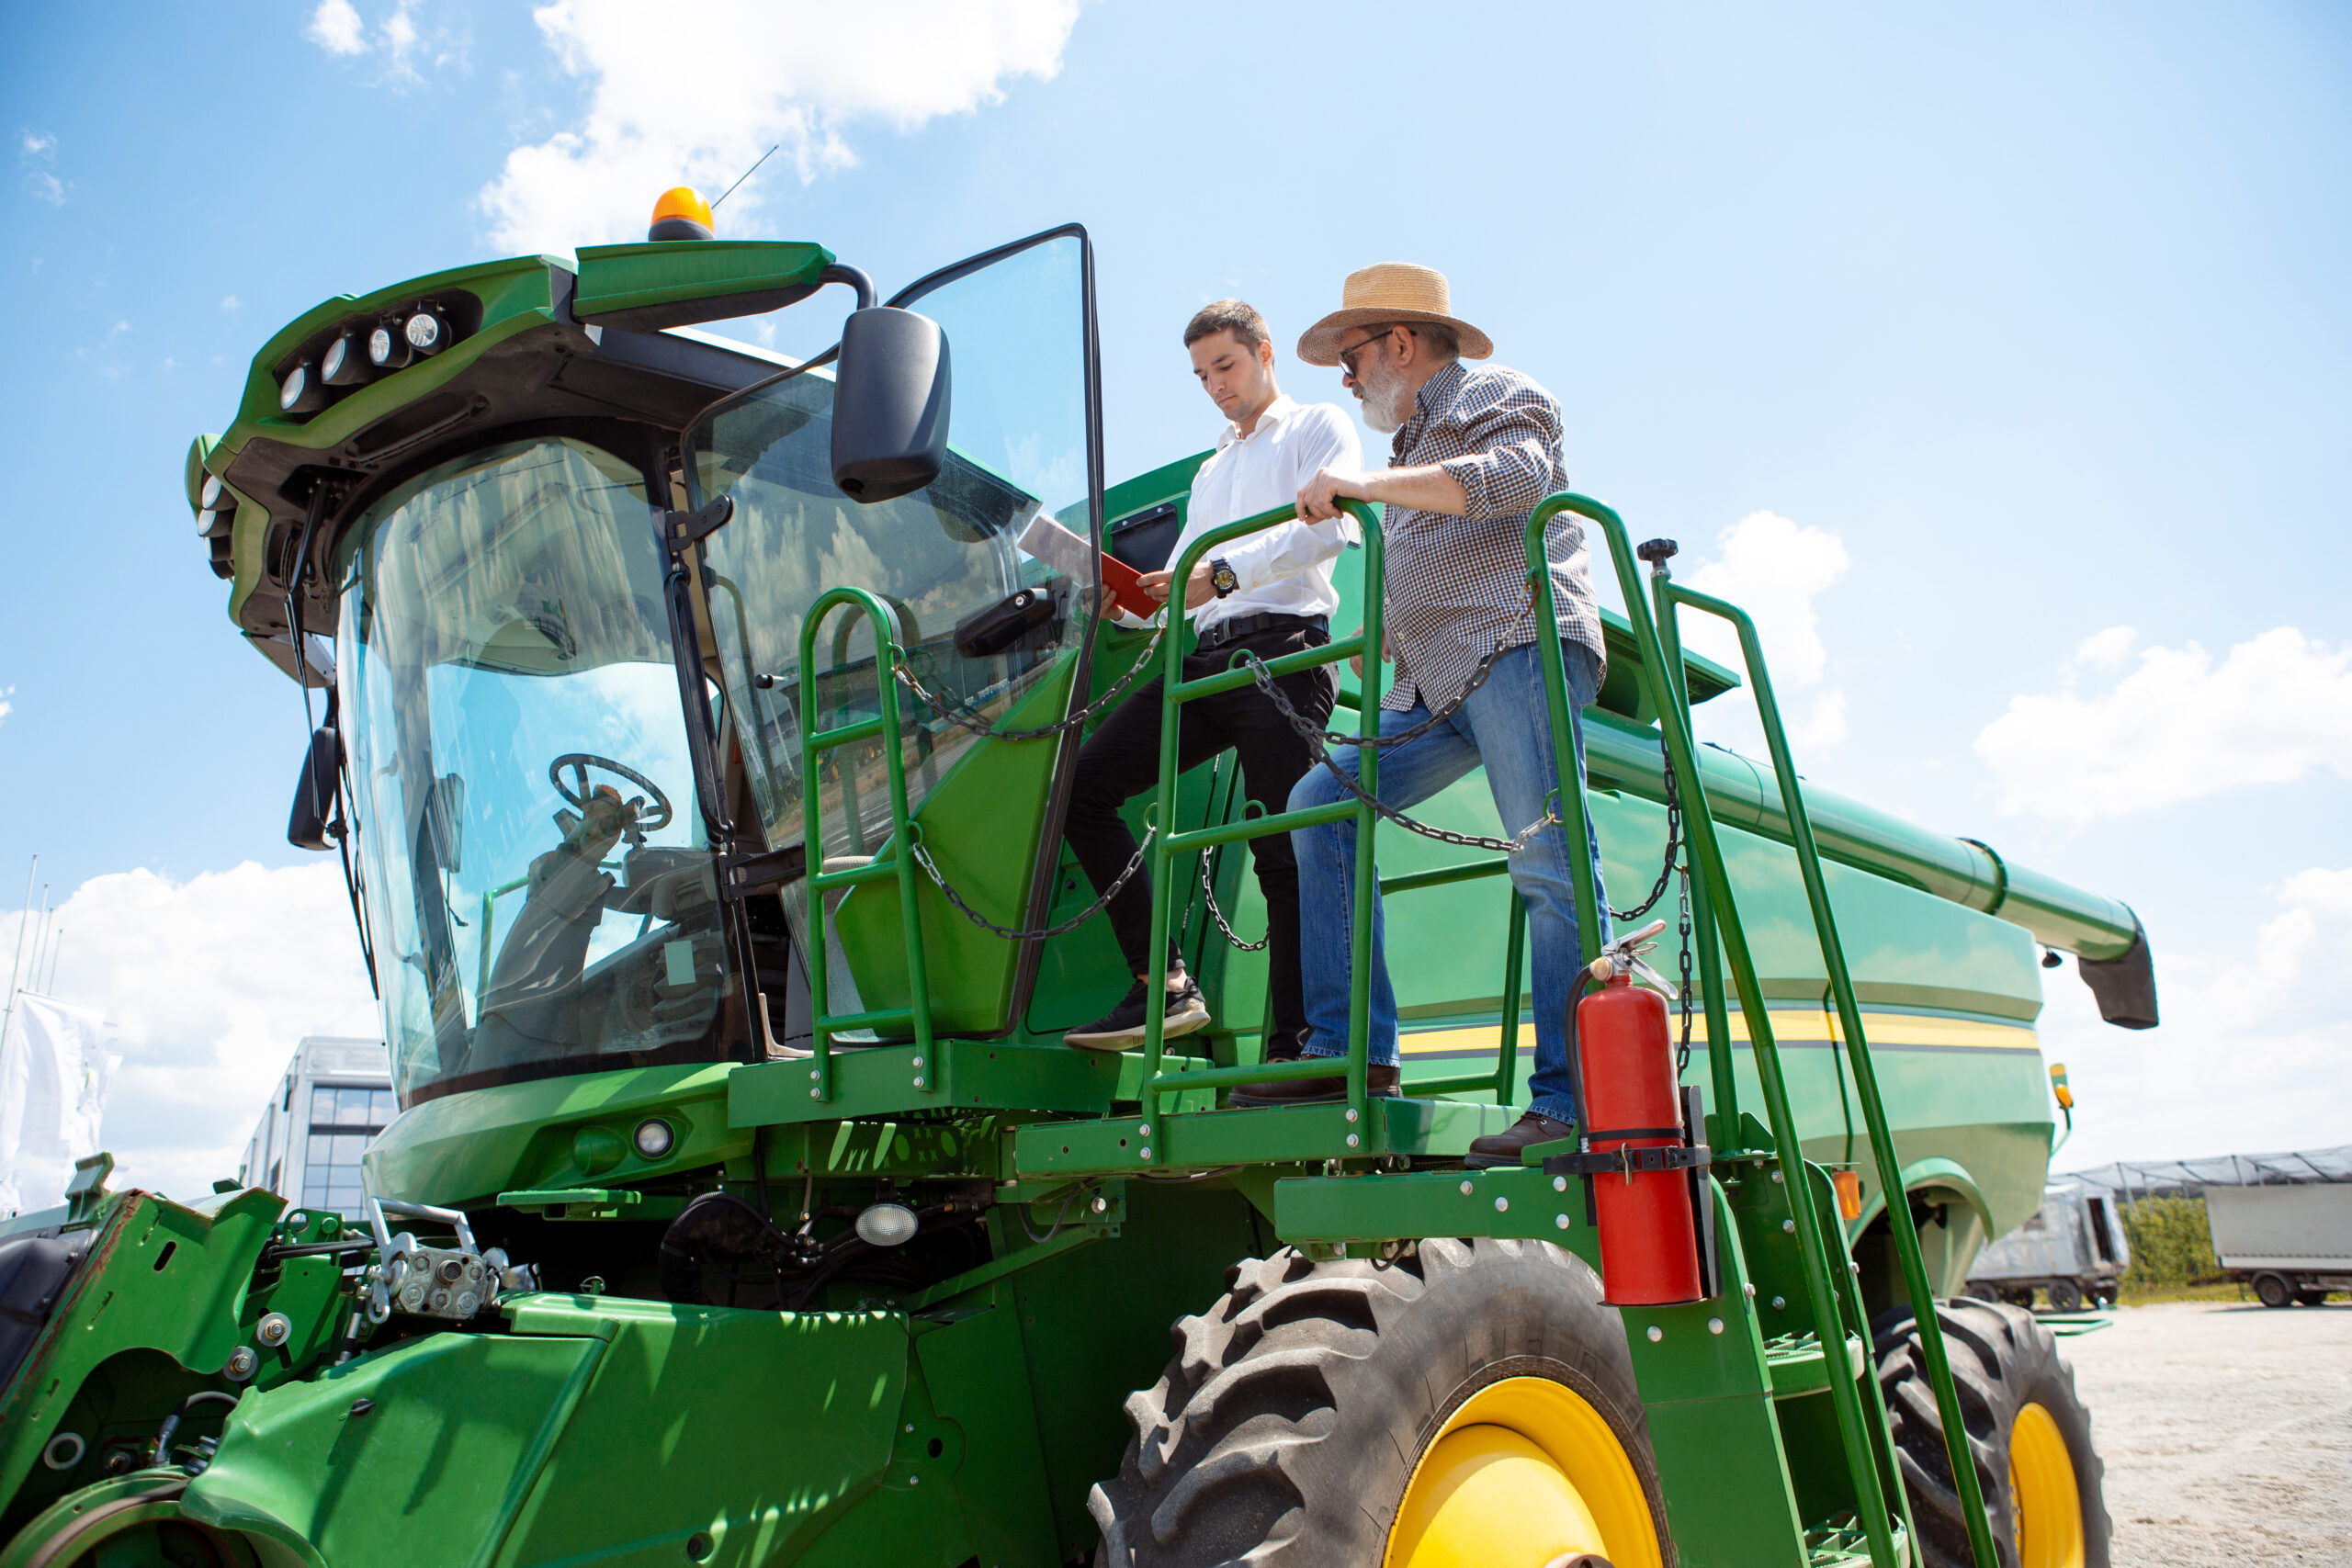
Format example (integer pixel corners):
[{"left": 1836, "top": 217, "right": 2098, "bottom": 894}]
[{"left": 2119, "top": 1196, "right": 2224, "bottom": 1293}]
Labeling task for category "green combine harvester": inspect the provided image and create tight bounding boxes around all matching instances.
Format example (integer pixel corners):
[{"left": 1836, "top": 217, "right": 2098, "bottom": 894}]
[{"left": 0, "top": 201, "right": 2161, "bottom": 1568}]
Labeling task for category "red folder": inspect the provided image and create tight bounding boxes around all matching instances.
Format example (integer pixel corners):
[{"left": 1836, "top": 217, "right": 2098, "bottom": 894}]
[{"left": 1097, "top": 552, "right": 1161, "bottom": 620}]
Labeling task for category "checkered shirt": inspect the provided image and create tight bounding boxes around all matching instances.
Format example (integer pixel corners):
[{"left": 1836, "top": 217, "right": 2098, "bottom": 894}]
[{"left": 1377, "top": 359, "right": 1607, "bottom": 712}]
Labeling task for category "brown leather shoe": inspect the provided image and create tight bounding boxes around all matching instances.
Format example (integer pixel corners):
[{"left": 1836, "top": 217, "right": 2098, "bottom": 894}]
[
  {"left": 1463, "top": 1111, "right": 1577, "bottom": 1168},
  {"left": 1227, "top": 1062, "right": 1400, "bottom": 1106}
]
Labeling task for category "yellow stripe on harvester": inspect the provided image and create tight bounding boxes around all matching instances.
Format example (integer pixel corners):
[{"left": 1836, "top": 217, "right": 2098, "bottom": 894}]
[{"left": 1398, "top": 1009, "right": 2039, "bottom": 1057}]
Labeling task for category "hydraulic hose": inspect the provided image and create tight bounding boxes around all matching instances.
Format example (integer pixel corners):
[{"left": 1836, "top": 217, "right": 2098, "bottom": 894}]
[
  {"left": 657, "top": 1192, "right": 790, "bottom": 1305},
  {"left": 151, "top": 1391, "right": 241, "bottom": 1469}
]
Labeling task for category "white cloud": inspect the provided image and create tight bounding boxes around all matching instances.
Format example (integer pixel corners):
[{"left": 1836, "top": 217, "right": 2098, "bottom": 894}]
[
  {"left": 304, "top": 2, "right": 464, "bottom": 84},
  {"left": 17, "top": 128, "right": 65, "bottom": 206},
  {"left": 478, "top": 0, "right": 1084, "bottom": 255},
  {"left": 4, "top": 863, "right": 378, "bottom": 1206},
  {"left": 1974, "top": 626, "right": 2352, "bottom": 822},
  {"left": 1674, "top": 511, "right": 1851, "bottom": 755},
  {"left": 305, "top": 0, "right": 367, "bottom": 55},
  {"left": 219, "top": 294, "right": 240, "bottom": 313},
  {"left": 2049, "top": 866, "right": 2352, "bottom": 1171}
]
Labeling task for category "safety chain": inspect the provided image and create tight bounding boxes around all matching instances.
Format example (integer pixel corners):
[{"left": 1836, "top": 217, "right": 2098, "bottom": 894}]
[
  {"left": 910, "top": 828, "right": 1155, "bottom": 942},
  {"left": 1197, "top": 841, "right": 1269, "bottom": 951},
  {"left": 1609, "top": 737, "right": 1681, "bottom": 924},
  {"left": 1246, "top": 653, "right": 1558, "bottom": 854},
  {"left": 1258, "top": 593, "right": 1535, "bottom": 754},
  {"left": 895, "top": 622, "right": 1169, "bottom": 742},
  {"left": 1675, "top": 859, "right": 1696, "bottom": 1075}
]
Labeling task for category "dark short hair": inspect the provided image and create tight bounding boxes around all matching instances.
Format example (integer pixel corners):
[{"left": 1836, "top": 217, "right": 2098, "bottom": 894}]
[{"left": 1183, "top": 299, "right": 1270, "bottom": 355}]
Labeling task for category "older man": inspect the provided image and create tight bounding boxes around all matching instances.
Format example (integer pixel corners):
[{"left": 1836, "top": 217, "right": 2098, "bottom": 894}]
[{"left": 1228, "top": 264, "right": 1611, "bottom": 1170}]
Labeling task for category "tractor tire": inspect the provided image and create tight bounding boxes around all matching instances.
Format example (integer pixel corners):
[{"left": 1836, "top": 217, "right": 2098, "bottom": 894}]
[
  {"left": 1090, "top": 1237, "right": 1672, "bottom": 1568},
  {"left": 2253, "top": 1271, "right": 2294, "bottom": 1309},
  {"left": 1875, "top": 1299, "right": 2110, "bottom": 1568},
  {"left": 2046, "top": 1280, "right": 2083, "bottom": 1313}
]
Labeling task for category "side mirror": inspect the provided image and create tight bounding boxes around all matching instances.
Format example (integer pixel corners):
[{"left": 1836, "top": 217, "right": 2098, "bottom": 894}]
[
  {"left": 288, "top": 726, "right": 341, "bottom": 852},
  {"left": 831, "top": 307, "right": 950, "bottom": 504}
]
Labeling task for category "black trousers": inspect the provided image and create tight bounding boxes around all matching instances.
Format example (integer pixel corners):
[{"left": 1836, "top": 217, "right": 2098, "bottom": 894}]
[{"left": 1062, "top": 617, "right": 1336, "bottom": 1052}]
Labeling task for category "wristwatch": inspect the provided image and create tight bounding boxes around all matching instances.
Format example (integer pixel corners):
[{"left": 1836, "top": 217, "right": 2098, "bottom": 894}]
[{"left": 1207, "top": 558, "right": 1239, "bottom": 599}]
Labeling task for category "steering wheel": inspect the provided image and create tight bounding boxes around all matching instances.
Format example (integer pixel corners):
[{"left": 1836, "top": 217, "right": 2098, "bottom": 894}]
[{"left": 548, "top": 752, "right": 674, "bottom": 833}]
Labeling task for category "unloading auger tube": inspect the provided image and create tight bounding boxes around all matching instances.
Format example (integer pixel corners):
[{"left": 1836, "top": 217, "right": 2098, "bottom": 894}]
[{"left": 1576, "top": 683, "right": 2157, "bottom": 1025}]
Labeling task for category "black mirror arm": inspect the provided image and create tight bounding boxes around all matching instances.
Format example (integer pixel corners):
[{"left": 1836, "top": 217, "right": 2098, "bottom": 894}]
[{"left": 819, "top": 264, "right": 877, "bottom": 311}]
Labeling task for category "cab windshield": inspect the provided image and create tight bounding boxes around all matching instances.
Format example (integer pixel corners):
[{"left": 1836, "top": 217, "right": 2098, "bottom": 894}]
[{"left": 337, "top": 436, "right": 735, "bottom": 1102}]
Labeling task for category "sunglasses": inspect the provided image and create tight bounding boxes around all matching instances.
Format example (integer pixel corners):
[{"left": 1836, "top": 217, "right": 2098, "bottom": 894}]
[{"left": 1337, "top": 326, "right": 1396, "bottom": 378}]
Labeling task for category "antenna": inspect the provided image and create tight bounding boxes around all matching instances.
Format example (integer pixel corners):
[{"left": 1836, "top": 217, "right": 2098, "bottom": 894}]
[{"left": 712, "top": 144, "right": 780, "bottom": 209}]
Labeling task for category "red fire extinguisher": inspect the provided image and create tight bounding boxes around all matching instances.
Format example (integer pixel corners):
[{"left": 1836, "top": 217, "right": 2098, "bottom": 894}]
[{"left": 1577, "top": 963, "right": 1706, "bottom": 1305}]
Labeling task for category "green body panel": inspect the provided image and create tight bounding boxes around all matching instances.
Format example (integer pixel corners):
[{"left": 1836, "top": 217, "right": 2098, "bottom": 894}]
[
  {"left": 818, "top": 656, "right": 1080, "bottom": 1039},
  {"left": 0, "top": 1182, "right": 354, "bottom": 1542},
  {"left": 365, "top": 1065, "right": 743, "bottom": 1212},
  {"left": 571, "top": 241, "right": 834, "bottom": 325},
  {"left": 182, "top": 1297, "right": 912, "bottom": 1568}
]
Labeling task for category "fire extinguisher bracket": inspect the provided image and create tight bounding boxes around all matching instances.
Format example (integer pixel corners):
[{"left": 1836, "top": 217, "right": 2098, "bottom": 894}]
[{"left": 1542, "top": 1145, "right": 1713, "bottom": 1179}]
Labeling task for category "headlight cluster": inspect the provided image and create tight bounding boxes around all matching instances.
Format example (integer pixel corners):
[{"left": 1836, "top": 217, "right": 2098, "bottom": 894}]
[
  {"left": 276, "top": 302, "right": 458, "bottom": 417},
  {"left": 192, "top": 469, "right": 237, "bottom": 580}
]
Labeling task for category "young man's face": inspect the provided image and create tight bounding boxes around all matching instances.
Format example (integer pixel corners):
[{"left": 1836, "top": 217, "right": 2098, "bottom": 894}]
[{"left": 1189, "top": 329, "right": 1276, "bottom": 425}]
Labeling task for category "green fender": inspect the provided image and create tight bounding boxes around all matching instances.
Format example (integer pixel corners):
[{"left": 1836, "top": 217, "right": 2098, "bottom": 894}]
[{"left": 1850, "top": 1156, "right": 1993, "bottom": 1236}]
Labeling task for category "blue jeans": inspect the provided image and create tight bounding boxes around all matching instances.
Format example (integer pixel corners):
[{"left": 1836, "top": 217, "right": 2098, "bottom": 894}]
[{"left": 1286, "top": 639, "right": 1609, "bottom": 1123}]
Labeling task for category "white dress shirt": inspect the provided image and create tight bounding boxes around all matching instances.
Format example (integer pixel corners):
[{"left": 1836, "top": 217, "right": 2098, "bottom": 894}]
[{"left": 1175, "top": 394, "right": 1363, "bottom": 635}]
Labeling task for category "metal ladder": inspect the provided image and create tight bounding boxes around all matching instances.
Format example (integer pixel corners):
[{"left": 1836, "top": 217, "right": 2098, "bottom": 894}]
[{"left": 1125, "top": 492, "right": 1999, "bottom": 1568}]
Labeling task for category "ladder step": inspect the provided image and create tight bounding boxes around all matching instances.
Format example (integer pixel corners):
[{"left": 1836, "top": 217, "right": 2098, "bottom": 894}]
[
  {"left": 1804, "top": 1510, "right": 1909, "bottom": 1568},
  {"left": 1763, "top": 1329, "right": 1865, "bottom": 1400}
]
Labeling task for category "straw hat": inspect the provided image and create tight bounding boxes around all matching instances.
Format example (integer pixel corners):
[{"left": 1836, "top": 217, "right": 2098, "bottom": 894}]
[{"left": 1296, "top": 262, "right": 1493, "bottom": 367}]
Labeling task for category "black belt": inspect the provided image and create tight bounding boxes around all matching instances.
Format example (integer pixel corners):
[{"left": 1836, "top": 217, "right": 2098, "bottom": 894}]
[{"left": 1197, "top": 612, "right": 1327, "bottom": 649}]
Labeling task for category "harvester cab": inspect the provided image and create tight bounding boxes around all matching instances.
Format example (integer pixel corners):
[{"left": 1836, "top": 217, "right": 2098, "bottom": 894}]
[{"left": 0, "top": 199, "right": 2163, "bottom": 1568}]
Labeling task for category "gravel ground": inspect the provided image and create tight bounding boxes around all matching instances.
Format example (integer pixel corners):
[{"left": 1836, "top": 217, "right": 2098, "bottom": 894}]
[{"left": 2057, "top": 1298, "right": 2351, "bottom": 1565}]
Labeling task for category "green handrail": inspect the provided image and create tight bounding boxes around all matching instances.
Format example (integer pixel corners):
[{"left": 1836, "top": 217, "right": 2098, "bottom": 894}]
[
  {"left": 1523, "top": 494, "right": 1917, "bottom": 1568},
  {"left": 1668, "top": 579, "right": 1996, "bottom": 1568},
  {"left": 1136, "top": 500, "right": 1383, "bottom": 1141},
  {"left": 797, "top": 586, "right": 936, "bottom": 1100},
  {"left": 1641, "top": 559, "right": 1742, "bottom": 1135}
]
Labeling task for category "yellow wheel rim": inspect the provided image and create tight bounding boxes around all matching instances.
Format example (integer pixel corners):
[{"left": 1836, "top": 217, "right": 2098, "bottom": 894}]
[
  {"left": 2008, "top": 1401, "right": 2086, "bottom": 1568},
  {"left": 1385, "top": 1375, "right": 1664, "bottom": 1568}
]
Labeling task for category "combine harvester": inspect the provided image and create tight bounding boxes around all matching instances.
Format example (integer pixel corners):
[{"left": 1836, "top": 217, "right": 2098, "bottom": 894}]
[{"left": 0, "top": 195, "right": 2162, "bottom": 1568}]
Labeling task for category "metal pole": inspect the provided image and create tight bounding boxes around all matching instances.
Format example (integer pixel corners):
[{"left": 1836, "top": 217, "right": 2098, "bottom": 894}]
[
  {"left": 40, "top": 931, "right": 62, "bottom": 995},
  {"left": 0, "top": 856, "right": 32, "bottom": 1069},
  {"left": 24, "top": 887, "right": 50, "bottom": 1000}
]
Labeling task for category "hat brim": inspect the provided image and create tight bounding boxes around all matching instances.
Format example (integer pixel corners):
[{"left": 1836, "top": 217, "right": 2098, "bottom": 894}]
[{"left": 1297, "top": 307, "right": 1493, "bottom": 367}]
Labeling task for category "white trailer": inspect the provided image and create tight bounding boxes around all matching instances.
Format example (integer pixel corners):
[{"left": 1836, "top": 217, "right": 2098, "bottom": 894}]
[
  {"left": 1965, "top": 1180, "right": 2130, "bottom": 1310},
  {"left": 2206, "top": 1184, "right": 2352, "bottom": 1308}
]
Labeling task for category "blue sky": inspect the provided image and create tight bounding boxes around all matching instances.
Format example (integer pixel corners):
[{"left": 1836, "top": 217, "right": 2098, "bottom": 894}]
[{"left": 1, "top": 1, "right": 2345, "bottom": 1195}]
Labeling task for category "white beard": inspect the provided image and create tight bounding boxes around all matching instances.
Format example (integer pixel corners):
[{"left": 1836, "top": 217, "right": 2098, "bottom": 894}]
[{"left": 1357, "top": 367, "right": 1409, "bottom": 434}]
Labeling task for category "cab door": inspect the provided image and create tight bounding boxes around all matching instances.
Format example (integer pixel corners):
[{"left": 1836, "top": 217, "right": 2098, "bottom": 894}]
[{"left": 686, "top": 226, "right": 1106, "bottom": 1038}]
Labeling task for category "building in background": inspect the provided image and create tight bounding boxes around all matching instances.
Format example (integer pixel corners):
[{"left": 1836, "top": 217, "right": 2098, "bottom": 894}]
[{"left": 237, "top": 1037, "right": 393, "bottom": 1222}]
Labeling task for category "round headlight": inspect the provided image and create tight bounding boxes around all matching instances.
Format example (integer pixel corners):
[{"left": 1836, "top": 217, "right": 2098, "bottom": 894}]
[
  {"left": 368, "top": 322, "right": 413, "bottom": 369},
  {"left": 403, "top": 309, "right": 448, "bottom": 355},
  {"left": 321, "top": 331, "right": 372, "bottom": 387},
  {"left": 854, "top": 1202, "right": 920, "bottom": 1248},
  {"left": 199, "top": 473, "right": 226, "bottom": 509},
  {"left": 631, "top": 1119, "right": 675, "bottom": 1160},
  {"left": 277, "top": 362, "right": 329, "bottom": 414}
]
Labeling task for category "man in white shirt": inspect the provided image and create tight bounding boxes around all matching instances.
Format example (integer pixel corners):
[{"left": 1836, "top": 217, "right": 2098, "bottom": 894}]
[{"left": 1063, "top": 300, "right": 1363, "bottom": 1051}]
